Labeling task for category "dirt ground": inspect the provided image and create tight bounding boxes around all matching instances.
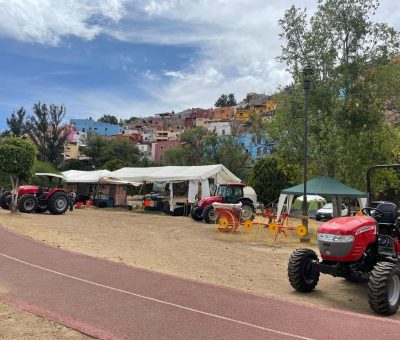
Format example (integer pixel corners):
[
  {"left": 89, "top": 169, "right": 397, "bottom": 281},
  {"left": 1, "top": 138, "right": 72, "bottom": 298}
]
[{"left": 0, "top": 207, "right": 398, "bottom": 338}]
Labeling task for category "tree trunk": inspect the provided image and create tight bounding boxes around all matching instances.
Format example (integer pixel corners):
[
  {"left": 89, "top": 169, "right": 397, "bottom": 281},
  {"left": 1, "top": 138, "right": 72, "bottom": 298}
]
[{"left": 9, "top": 175, "right": 19, "bottom": 213}]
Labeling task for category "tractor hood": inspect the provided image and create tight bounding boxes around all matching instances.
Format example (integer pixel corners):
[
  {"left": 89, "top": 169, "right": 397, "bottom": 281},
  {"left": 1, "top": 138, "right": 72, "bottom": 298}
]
[
  {"left": 198, "top": 196, "right": 223, "bottom": 208},
  {"left": 18, "top": 185, "right": 39, "bottom": 193},
  {"left": 318, "top": 216, "right": 376, "bottom": 235}
]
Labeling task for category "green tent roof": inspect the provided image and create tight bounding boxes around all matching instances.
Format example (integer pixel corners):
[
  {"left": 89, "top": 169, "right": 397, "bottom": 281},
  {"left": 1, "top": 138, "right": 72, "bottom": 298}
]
[{"left": 281, "top": 176, "right": 366, "bottom": 198}]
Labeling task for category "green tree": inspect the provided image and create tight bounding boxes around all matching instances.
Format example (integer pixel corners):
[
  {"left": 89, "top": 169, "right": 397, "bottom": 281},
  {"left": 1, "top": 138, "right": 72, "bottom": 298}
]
[
  {"left": 98, "top": 114, "right": 118, "bottom": 125},
  {"left": 215, "top": 94, "right": 228, "bottom": 107},
  {"left": 164, "top": 128, "right": 250, "bottom": 179},
  {"left": 6, "top": 107, "right": 28, "bottom": 137},
  {"left": 26, "top": 103, "right": 70, "bottom": 166},
  {"left": 227, "top": 93, "right": 237, "bottom": 106},
  {"left": 247, "top": 157, "right": 290, "bottom": 205},
  {"left": 0, "top": 138, "right": 36, "bottom": 212},
  {"left": 84, "top": 135, "right": 107, "bottom": 168},
  {"left": 271, "top": 0, "right": 400, "bottom": 189},
  {"left": 102, "top": 159, "right": 132, "bottom": 171},
  {"left": 85, "top": 136, "right": 140, "bottom": 168}
]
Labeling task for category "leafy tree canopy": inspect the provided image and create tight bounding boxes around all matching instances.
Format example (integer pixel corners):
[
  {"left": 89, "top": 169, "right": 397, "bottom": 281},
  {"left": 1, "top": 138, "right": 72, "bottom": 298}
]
[
  {"left": 0, "top": 138, "right": 36, "bottom": 211},
  {"left": 164, "top": 127, "right": 251, "bottom": 179},
  {"left": 270, "top": 0, "right": 400, "bottom": 190},
  {"left": 85, "top": 136, "right": 140, "bottom": 168},
  {"left": 215, "top": 93, "right": 237, "bottom": 107},
  {"left": 98, "top": 114, "right": 119, "bottom": 125},
  {"left": 5, "top": 107, "right": 27, "bottom": 137}
]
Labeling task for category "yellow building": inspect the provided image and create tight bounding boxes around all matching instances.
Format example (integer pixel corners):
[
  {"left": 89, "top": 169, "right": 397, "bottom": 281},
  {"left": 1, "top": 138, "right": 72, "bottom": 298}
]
[
  {"left": 64, "top": 142, "right": 79, "bottom": 159},
  {"left": 236, "top": 107, "right": 257, "bottom": 122},
  {"left": 264, "top": 98, "right": 276, "bottom": 113}
]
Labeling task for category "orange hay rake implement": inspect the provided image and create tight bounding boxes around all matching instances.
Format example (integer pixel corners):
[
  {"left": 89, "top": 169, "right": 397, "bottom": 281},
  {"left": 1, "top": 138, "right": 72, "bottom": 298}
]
[{"left": 212, "top": 203, "right": 307, "bottom": 240}]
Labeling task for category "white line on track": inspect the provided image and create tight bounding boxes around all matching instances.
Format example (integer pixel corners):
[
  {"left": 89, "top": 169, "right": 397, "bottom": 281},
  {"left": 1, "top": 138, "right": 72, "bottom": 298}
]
[{"left": 0, "top": 252, "right": 313, "bottom": 340}]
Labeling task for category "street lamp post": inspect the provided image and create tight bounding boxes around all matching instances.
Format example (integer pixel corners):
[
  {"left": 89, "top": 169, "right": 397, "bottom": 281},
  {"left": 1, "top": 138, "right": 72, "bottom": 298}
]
[{"left": 302, "top": 65, "right": 314, "bottom": 240}]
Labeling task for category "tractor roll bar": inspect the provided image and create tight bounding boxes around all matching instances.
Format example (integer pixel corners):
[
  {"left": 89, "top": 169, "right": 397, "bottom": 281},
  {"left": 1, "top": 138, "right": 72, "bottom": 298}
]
[{"left": 366, "top": 164, "right": 400, "bottom": 206}]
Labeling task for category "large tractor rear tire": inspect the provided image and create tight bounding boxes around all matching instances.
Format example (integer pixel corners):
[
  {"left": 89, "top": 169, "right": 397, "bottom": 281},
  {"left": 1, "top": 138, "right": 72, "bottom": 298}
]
[
  {"left": 288, "top": 248, "right": 320, "bottom": 292},
  {"left": 191, "top": 207, "right": 204, "bottom": 221},
  {"left": 368, "top": 262, "right": 400, "bottom": 315},
  {"left": 203, "top": 205, "right": 219, "bottom": 224},
  {"left": 0, "top": 191, "right": 11, "bottom": 210},
  {"left": 48, "top": 192, "right": 69, "bottom": 215},
  {"left": 18, "top": 195, "right": 38, "bottom": 213}
]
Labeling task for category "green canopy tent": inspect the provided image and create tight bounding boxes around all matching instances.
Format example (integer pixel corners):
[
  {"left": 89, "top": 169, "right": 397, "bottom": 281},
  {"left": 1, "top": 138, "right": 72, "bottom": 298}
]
[{"left": 277, "top": 176, "right": 367, "bottom": 219}]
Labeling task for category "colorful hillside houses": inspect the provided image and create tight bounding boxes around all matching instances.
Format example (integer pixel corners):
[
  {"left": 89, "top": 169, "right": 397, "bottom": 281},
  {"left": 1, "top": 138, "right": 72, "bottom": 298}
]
[
  {"left": 236, "top": 132, "right": 273, "bottom": 162},
  {"left": 64, "top": 92, "right": 276, "bottom": 164},
  {"left": 70, "top": 118, "right": 122, "bottom": 136}
]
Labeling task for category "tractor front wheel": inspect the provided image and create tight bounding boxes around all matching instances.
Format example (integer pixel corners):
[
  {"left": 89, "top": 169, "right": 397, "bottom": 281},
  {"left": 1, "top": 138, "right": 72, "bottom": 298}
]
[
  {"left": 288, "top": 248, "right": 320, "bottom": 292},
  {"left": 368, "top": 262, "right": 400, "bottom": 315},
  {"left": 48, "top": 193, "right": 69, "bottom": 215},
  {"left": 18, "top": 195, "right": 38, "bottom": 213},
  {"left": 191, "top": 207, "right": 204, "bottom": 221},
  {"left": 203, "top": 205, "right": 219, "bottom": 224},
  {"left": 0, "top": 191, "right": 11, "bottom": 210}
]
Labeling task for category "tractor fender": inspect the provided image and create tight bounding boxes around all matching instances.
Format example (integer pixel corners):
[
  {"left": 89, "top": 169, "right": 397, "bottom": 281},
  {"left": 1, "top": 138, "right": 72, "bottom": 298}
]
[
  {"left": 236, "top": 198, "right": 255, "bottom": 210},
  {"left": 46, "top": 189, "right": 68, "bottom": 199}
]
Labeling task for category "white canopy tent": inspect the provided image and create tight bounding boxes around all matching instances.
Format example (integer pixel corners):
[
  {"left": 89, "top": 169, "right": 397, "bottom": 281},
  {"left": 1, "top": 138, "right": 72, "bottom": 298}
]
[
  {"left": 62, "top": 170, "right": 112, "bottom": 183},
  {"left": 106, "top": 164, "right": 241, "bottom": 211}
]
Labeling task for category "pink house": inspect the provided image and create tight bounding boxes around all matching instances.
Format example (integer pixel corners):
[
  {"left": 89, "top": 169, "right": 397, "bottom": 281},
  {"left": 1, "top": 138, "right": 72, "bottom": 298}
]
[{"left": 151, "top": 141, "right": 180, "bottom": 163}]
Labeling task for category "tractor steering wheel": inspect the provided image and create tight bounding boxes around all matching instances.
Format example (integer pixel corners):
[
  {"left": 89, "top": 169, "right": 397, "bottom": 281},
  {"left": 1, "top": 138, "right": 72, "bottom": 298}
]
[{"left": 361, "top": 207, "right": 384, "bottom": 220}]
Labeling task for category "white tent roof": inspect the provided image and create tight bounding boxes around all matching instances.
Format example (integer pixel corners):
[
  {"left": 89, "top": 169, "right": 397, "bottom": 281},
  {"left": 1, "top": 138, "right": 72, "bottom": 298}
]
[
  {"left": 62, "top": 170, "right": 112, "bottom": 183},
  {"left": 108, "top": 164, "right": 241, "bottom": 184}
]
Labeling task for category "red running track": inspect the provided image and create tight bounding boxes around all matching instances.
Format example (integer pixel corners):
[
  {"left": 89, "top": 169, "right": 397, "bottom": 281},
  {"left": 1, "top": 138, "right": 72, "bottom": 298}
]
[{"left": 0, "top": 227, "right": 399, "bottom": 339}]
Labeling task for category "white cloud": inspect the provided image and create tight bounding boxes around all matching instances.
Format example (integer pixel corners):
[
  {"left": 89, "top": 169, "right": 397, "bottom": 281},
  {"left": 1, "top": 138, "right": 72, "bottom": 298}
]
[
  {"left": 1, "top": 0, "right": 399, "bottom": 116},
  {"left": 0, "top": 0, "right": 126, "bottom": 45}
]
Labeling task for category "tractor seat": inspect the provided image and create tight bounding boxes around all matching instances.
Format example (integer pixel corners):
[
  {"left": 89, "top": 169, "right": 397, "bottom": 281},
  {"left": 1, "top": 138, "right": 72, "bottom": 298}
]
[
  {"left": 37, "top": 186, "right": 43, "bottom": 197},
  {"left": 374, "top": 202, "right": 398, "bottom": 227}
]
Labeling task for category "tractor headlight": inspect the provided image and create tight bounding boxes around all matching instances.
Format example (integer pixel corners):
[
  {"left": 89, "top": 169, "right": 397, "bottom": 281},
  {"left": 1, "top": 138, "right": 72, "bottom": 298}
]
[{"left": 318, "top": 233, "right": 354, "bottom": 243}]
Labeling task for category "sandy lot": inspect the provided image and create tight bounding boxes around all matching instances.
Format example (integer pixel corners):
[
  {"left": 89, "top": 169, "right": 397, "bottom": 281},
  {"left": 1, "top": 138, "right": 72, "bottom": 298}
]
[{"left": 0, "top": 207, "right": 398, "bottom": 337}]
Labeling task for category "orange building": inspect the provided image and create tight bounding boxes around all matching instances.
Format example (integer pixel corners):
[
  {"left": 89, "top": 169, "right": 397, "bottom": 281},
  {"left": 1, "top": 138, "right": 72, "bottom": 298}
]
[{"left": 212, "top": 107, "right": 234, "bottom": 120}]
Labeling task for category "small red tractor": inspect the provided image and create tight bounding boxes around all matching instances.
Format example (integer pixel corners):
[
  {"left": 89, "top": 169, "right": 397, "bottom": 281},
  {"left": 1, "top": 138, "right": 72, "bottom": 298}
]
[
  {"left": 288, "top": 164, "right": 400, "bottom": 315},
  {"left": 0, "top": 173, "right": 75, "bottom": 215},
  {"left": 190, "top": 183, "right": 256, "bottom": 224}
]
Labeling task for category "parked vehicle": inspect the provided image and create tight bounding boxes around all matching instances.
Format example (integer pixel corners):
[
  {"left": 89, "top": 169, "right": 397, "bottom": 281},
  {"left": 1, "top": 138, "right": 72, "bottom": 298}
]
[
  {"left": 315, "top": 203, "right": 348, "bottom": 220},
  {"left": 288, "top": 164, "right": 400, "bottom": 315},
  {"left": 191, "top": 183, "right": 256, "bottom": 223},
  {"left": 0, "top": 173, "right": 74, "bottom": 215}
]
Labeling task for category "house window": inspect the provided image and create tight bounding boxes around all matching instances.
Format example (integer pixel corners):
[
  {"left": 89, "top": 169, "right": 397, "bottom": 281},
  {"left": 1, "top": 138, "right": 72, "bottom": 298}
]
[
  {"left": 160, "top": 146, "right": 164, "bottom": 150},
  {"left": 222, "top": 130, "right": 225, "bottom": 135}
]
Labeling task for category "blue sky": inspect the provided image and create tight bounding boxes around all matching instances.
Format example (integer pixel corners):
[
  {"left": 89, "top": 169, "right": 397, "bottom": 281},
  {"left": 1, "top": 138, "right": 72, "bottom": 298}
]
[{"left": 0, "top": 0, "right": 399, "bottom": 130}]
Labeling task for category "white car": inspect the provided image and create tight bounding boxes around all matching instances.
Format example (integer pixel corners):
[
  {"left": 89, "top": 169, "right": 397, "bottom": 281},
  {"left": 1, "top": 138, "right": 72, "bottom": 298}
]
[{"left": 315, "top": 203, "right": 348, "bottom": 221}]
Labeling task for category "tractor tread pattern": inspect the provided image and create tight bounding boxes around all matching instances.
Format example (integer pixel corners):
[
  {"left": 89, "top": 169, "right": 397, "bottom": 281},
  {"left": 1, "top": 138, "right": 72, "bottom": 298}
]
[
  {"left": 203, "top": 205, "right": 217, "bottom": 224},
  {"left": 0, "top": 191, "right": 11, "bottom": 210},
  {"left": 48, "top": 192, "right": 69, "bottom": 215},
  {"left": 368, "top": 262, "right": 400, "bottom": 315},
  {"left": 288, "top": 248, "right": 320, "bottom": 292}
]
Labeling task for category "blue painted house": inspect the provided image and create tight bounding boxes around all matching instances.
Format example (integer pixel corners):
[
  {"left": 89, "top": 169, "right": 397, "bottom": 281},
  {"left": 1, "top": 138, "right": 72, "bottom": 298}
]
[
  {"left": 70, "top": 118, "right": 122, "bottom": 136},
  {"left": 236, "top": 132, "right": 273, "bottom": 162}
]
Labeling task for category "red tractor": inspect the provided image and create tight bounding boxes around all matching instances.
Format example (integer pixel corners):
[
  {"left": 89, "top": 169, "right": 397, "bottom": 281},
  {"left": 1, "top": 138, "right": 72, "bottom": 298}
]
[
  {"left": 190, "top": 183, "right": 256, "bottom": 223},
  {"left": 0, "top": 173, "right": 74, "bottom": 215},
  {"left": 288, "top": 164, "right": 400, "bottom": 315}
]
